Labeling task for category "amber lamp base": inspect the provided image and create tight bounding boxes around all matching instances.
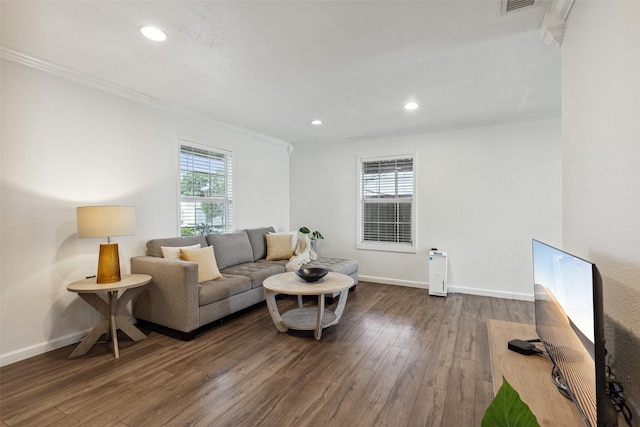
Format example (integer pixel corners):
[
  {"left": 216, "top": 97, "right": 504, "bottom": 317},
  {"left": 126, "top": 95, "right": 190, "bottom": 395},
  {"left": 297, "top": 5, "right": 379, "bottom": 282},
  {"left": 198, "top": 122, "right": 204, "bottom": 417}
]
[{"left": 97, "top": 242, "right": 121, "bottom": 284}]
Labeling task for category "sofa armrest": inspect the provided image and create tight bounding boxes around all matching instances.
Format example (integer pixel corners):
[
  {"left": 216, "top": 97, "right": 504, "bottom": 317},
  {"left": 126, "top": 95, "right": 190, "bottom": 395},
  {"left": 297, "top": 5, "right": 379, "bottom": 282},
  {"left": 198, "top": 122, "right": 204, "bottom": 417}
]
[{"left": 131, "top": 256, "right": 200, "bottom": 333}]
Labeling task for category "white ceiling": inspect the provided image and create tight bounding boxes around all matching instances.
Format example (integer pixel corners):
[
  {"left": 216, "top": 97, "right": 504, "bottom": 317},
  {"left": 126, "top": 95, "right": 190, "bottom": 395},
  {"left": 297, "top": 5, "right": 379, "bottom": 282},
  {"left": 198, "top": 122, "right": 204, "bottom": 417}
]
[{"left": 1, "top": 1, "right": 560, "bottom": 148}]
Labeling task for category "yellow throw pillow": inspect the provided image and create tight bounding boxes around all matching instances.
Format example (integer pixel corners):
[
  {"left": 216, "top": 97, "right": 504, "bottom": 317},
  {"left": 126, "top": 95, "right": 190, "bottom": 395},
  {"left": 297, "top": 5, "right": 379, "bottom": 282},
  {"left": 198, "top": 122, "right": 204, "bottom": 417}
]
[
  {"left": 180, "top": 246, "right": 223, "bottom": 282},
  {"left": 161, "top": 243, "right": 201, "bottom": 259},
  {"left": 265, "top": 233, "right": 294, "bottom": 261}
]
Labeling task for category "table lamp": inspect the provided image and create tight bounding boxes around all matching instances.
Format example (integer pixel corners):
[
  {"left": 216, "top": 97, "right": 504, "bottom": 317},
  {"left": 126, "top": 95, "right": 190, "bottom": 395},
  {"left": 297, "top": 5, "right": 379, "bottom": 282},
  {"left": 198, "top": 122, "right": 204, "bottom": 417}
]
[{"left": 77, "top": 205, "right": 135, "bottom": 284}]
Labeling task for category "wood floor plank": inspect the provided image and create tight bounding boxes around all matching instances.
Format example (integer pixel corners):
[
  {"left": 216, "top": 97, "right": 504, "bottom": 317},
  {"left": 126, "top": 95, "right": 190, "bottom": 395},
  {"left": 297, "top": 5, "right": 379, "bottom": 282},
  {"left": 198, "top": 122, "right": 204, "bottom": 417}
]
[
  {"left": 138, "top": 370, "right": 249, "bottom": 426},
  {"left": 0, "top": 282, "right": 540, "bottom": 427},
  {"left": 48, "top": 369, "right": 177, "bottom": 426},
  {"left": 305, "top": 365, "right": 377, "bottom": 427},
  {"left": 475, "top": 379, "right": 495, "bottom": 427},
  {"left": 489, "top": 296, "right": 512, "bottom": 321},
  {"left": 511, "top": 299, "right": 535, "bottom": 325},
  {"left": 473, "top": 293, "right": 494, "bottom": 321},
  {"left": 201, "top": 374, "right": 300, "bottom": 426},
  {"left": 263, "top": 376, "right": 341, "bottom": 426},
  {"left": 454, "top": 293, "right": 478, "bottom": 360},
  {"left": 421, "top": 294, "right": 464, "bottom": 390},
  {"left": 368, "top": 338, "right": 432, "bottom": 426},
  {"left": 475, "top": 320, "right": 493, "bottom": 383},
  {"left": 442, "top": 356, "right": 477, "bottom": 426},
  {"left": 408, "top": 384, "right": 447, "bottom": 426}
]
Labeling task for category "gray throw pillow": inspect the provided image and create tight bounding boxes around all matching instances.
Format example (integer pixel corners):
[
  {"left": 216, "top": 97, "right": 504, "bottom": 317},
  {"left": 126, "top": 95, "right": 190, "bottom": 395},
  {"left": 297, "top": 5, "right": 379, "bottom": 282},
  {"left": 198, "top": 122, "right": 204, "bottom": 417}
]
[
  {"left": 206, "top": 231, "right": 254, "bottom": 269},
  {"left": 245, "top": 226, "right": 276, "bottom": 261}
]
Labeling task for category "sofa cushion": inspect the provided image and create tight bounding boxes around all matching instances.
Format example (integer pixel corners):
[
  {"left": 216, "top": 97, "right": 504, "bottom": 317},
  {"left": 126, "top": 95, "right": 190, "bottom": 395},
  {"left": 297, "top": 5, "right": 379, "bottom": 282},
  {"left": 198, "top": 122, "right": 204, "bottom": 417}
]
[
  {"left": 245, "top": 226, "right": 276, "bottom": 261},
  {"left": 304, "top": 257, "right": 358, "bottom": 276},
  {"left": 161, "top": 243, "right": 201, "bottom": 259},
  {"left": 146, "top": 236, "right": 208, "bottom": 258},
  {"left": 206, "top": 231, "right": 254, "bottom": 270},
  {"left": 180, "top": 246, "right": 223, "bottom": 282},
  {"left": 198, "top": 274, "right": 252, "bottom": 306},
  {"left": 257, "top": 259, "right": 288, "bottom": 267},
  {"left": 220, "top": 262, "right": 285, "bottom": 289},
  {"left": 265, "top": 233, "right": 294, "bottom": 261}
]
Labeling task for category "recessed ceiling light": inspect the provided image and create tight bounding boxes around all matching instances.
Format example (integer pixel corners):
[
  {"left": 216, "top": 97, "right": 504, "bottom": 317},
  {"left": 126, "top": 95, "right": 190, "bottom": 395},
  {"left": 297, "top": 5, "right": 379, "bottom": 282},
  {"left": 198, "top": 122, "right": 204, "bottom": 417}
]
[
  {"left": 310, "top": 119, "right": 323, "bottom": 125},
  {"left": 140, "top": 26, "right": 167, "bottom": 42},
  {"left": 404, "top": 102, "right": 419, "bottom": 111}
]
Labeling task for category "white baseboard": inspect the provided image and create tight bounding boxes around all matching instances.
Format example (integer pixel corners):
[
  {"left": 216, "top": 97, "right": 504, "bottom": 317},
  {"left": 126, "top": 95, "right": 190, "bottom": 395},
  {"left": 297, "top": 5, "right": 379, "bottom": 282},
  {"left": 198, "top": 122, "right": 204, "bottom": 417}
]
[
  {"left": 450, "top": 285, "right": 534, "bottom": 301},
  {"left": 358, "top": 275, "right": 534, "bottom": 301},
  {"left": 0, "top": 329, "right": 89, "bottom": 367},
  {"left": 358, "top": 275, "right": 428, "bottom": 289}
]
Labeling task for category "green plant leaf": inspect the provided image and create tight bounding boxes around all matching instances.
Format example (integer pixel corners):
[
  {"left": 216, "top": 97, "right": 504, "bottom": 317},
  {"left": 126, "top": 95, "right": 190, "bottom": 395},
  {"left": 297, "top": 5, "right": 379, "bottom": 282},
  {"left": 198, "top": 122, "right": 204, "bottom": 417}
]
[
  {"left": 482, "top": 377, "right": 540, "bottom": 427},
  {"left": 299, "top": 226, "right": 310, "bottom": 234}
]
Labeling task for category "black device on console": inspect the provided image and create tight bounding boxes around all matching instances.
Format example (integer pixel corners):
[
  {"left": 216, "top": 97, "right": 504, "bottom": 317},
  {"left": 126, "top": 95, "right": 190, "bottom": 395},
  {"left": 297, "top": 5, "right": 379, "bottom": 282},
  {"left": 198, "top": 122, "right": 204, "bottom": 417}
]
[{"left": 507, "top": 338, "right": 540, "bottom": 356}]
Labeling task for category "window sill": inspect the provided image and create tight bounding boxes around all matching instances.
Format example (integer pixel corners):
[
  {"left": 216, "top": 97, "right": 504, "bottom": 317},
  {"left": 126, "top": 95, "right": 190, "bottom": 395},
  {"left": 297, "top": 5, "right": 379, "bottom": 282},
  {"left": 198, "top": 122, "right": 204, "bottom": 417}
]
[{"left": 356, "top": 242, "right": 417, "bottom": 254}]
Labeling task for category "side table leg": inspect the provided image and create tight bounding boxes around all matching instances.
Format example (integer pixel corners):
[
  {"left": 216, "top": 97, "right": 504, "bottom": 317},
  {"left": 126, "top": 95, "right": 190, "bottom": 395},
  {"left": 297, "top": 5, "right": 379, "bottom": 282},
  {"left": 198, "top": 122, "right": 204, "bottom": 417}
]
[
  {"left": 69, "top": 293, "right": 110, "bottom": 358},
  {"left": 314, "top": 294, "right": 325, "bottom": 340},
  {"left": 69, "top": 319, "right": 109, "bottom": 358},
  {"left": 265, "top": 290, "right": 288, "bottom": 332},
  {"left": 109, "top": 291, "right": 119, "bottom": 359},
  {"left": 115, "top": 288, "right": 147, "bottom": 342}
]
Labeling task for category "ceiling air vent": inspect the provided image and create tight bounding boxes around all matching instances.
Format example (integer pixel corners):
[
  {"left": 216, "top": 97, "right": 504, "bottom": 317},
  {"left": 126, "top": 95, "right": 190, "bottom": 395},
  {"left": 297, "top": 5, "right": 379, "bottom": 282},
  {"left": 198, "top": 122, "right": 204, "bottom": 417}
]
[{"left": 501, "top": 0, "right": 535, "bottom": 14}]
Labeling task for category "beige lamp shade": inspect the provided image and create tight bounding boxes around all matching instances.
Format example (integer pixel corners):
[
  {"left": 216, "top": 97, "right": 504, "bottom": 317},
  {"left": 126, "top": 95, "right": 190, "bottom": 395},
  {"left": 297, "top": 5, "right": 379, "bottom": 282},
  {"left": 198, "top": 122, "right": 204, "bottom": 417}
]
[
  {"left": 77, "top": 206, "right": 135, "bottom": 239},
  {"left": 76, "top": 205, "right": 135, "bottom": 284}
]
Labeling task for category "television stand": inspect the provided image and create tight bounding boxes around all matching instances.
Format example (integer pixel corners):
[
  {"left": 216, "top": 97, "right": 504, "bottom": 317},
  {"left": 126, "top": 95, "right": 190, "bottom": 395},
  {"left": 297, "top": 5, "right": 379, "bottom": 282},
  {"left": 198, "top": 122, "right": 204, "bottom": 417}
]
[{"left": 487, "top": 319, "right": 585, "bottom": 426}]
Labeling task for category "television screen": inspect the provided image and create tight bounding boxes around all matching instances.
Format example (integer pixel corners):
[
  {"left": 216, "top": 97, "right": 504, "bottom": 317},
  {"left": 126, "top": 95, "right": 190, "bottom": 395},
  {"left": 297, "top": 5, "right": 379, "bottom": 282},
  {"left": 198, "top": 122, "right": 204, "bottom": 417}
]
[{"left": 532, "top": 240, "right": 617, "bottom": 427}]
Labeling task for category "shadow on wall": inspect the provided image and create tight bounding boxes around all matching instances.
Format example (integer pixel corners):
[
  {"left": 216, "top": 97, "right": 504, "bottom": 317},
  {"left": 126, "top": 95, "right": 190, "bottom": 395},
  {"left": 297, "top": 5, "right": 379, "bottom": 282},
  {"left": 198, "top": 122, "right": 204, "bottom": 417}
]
[{"left": 605, "top": 314, "right": 640, "bottom": 423}]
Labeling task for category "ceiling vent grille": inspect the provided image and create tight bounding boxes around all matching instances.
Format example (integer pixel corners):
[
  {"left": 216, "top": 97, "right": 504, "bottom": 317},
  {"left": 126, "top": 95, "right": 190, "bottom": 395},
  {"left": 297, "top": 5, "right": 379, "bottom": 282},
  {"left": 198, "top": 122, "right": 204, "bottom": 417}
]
[{"left": 502, "top": 0, "right": 535, "bottom": 13}]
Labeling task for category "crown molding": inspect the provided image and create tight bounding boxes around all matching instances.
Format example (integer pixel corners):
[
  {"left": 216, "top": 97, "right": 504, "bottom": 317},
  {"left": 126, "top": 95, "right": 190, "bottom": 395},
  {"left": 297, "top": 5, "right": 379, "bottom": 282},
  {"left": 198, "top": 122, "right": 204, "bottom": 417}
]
[
  {"left": 0, "top": 46, "right": 291, "bottom": 150},
  {"left": 540, "top": 0, "right": 575, "bottom": 46},
  {"left": 550, "top": 0, "right": 575, "bottom": 21}
]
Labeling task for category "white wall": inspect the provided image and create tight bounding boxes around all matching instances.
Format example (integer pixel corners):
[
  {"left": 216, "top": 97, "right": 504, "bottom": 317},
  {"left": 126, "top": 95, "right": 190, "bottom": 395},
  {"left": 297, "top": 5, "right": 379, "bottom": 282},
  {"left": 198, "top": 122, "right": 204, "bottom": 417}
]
[
  {"left": 0, "top": 60, "right": 290, "bottom": 366},
  {"left": 562, "top": 0, "right": 640, "bottom": 417},
  {"left": 290, "top": 119, "right": 562, "bottom": 299}
]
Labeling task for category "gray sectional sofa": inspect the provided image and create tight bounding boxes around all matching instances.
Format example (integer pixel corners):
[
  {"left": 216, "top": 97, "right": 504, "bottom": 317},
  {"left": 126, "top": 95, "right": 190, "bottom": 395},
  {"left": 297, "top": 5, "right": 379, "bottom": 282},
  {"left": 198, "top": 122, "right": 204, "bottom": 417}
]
[{"left": 131, "top": 226, "right": 358, "bottom": 338}]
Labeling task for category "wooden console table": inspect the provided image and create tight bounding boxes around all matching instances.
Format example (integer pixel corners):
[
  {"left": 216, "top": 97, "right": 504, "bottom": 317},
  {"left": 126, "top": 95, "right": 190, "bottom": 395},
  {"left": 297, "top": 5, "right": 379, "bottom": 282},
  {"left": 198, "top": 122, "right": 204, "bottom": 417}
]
[{"left": 487, "top": 319, "right": 585, "bottom": 426}]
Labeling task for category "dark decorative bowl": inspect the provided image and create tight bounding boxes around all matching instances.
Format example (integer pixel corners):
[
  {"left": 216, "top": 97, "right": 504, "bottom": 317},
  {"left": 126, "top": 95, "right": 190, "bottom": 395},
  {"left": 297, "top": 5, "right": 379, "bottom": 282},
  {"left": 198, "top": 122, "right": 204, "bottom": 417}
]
[{"left": 295, "top": 267, "right": 329, "bottom": 282}]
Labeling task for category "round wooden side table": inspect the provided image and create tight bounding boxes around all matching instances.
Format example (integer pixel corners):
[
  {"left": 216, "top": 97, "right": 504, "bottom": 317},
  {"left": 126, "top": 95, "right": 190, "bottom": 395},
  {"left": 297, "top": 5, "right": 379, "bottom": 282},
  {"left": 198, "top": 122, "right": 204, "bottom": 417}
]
[{"left": 67, "top": 274, "right": 152, "bottom": 359}]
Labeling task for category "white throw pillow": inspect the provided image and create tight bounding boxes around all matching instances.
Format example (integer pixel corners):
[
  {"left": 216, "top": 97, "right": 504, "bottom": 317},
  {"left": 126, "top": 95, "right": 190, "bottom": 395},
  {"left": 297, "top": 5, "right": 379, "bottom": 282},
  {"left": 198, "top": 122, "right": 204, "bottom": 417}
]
[{"left": 161, "top": 243, "right": 202, "bottom": 259}]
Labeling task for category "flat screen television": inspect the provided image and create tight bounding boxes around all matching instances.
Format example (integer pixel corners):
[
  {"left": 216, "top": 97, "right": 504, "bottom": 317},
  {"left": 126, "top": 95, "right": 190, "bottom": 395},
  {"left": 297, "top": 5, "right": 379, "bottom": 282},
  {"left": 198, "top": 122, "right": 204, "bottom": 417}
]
[{"left": 532, "top": 240, "right": 618, "bottom": 426}]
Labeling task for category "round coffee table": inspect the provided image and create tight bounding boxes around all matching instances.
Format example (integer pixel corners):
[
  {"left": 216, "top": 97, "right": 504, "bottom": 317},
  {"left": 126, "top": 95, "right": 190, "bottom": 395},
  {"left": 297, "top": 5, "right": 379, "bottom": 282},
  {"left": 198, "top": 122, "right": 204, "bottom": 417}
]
[{"left": 263, "top": 271, "right": 355, "bottom": 340}]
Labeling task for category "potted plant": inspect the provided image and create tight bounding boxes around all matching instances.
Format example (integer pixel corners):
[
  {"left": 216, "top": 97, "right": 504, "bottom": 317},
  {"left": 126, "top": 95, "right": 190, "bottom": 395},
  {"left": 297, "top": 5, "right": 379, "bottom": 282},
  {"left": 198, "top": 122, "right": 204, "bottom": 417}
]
[
  {"left": 298, "top": 226, "right": 324, "bottom": 252},
  {"left": 482, "top": 378, "right": 540, "bottom": 427}
]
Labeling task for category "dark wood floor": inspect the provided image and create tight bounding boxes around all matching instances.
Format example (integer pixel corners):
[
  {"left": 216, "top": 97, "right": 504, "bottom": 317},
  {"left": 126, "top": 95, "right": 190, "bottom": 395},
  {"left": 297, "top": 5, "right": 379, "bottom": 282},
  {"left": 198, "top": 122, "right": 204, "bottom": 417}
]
[{"left": 0, "top": 282, "right": 534, "bottom": 427}]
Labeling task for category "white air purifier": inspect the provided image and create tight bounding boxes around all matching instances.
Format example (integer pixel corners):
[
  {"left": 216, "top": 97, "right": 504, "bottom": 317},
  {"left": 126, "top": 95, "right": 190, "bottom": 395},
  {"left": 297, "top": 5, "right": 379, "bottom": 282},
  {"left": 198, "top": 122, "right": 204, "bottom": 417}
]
[{"left": 429, "top": 251, "right": 448, "bottom": 297}]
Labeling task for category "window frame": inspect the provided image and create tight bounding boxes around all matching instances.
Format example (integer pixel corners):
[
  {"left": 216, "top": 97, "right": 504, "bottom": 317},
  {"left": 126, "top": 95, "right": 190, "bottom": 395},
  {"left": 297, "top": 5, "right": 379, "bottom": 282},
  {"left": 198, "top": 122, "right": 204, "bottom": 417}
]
[
  {"left": 356, "top": 153, "right": 417, "bottom": 253},
  {"left": 178, "top": 140, "right": 233, "bottom": 236}
]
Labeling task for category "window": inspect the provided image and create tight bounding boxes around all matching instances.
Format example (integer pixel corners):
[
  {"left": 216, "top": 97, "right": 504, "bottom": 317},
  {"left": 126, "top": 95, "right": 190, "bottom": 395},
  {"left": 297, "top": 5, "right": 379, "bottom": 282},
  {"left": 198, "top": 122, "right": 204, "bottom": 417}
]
[
  {"left": 179, "top": 142, "right": 233, "bottom": 236},
  {"left": 358, "top": 155, "right": 415, "bottom": 252}
]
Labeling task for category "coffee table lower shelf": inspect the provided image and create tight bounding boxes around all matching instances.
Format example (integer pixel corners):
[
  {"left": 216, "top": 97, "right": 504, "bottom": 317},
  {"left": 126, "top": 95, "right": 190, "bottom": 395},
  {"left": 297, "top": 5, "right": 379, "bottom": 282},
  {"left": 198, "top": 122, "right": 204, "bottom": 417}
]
[{"left": 281, "top": 308, "right": 338, "bottom": 330}]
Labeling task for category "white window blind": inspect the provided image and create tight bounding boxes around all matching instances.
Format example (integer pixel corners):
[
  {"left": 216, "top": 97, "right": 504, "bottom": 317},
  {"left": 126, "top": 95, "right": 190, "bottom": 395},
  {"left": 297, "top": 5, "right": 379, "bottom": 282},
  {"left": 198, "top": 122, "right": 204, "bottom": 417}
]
[
  {"left": 358, "top": 155, "right": 415, "bottom": 251},
  {"left": 179, "top": 142, "right": 233, "bottom": 236}
]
